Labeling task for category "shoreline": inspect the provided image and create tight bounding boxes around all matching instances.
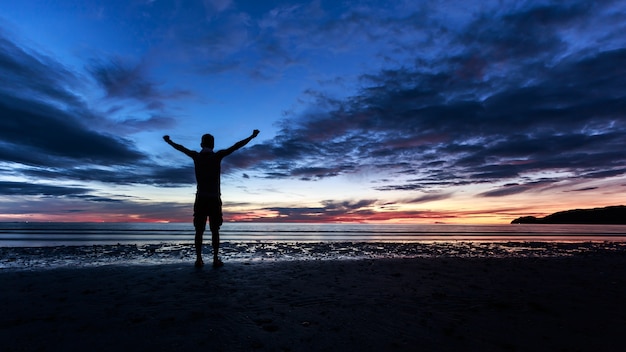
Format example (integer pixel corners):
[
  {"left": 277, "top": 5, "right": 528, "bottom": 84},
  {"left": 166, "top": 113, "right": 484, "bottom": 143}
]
[
  {"left": 1, "top": 243, "right": 626, "bottom": 351},
  {"left": 2, "top": 240, "right": 626, "bottom": 270}
]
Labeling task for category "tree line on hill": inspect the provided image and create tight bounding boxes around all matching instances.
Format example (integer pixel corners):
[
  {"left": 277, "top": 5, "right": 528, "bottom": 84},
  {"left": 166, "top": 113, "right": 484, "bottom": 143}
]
[{"left": 511, "top": 205, "right": 626, "bottom": 224}]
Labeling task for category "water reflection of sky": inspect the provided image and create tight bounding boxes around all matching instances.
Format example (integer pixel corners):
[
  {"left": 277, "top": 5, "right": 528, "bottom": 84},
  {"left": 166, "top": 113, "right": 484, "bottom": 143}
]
[{"left": 2, "top": 223, "right": 626, "bottom": 247}]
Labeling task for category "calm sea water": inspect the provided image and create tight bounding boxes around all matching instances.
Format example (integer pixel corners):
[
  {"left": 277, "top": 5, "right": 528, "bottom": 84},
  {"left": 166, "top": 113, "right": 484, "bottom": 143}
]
[{"left": 1, "top": 222, "right": 626, "bottom": 247}]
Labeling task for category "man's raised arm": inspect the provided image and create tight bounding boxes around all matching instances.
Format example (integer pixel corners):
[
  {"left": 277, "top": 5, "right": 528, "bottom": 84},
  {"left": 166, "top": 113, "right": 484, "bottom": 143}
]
[
  {"left": 223, "top": 129, "right": 260, "bottom": 156},
  {"left": 163, "top": 135, "right": 194, "bottom": 157}
]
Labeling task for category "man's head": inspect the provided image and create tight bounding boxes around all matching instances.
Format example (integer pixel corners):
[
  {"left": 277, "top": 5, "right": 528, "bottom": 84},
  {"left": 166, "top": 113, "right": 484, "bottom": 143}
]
[{"left": 201, "top": 134, "right": 214, "bottom": 149}]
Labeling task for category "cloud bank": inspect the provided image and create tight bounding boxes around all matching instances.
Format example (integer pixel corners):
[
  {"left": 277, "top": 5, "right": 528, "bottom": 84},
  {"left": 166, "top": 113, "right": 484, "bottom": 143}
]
[{"left": 227, "top": 1, "right": 626, "bottom": 199}]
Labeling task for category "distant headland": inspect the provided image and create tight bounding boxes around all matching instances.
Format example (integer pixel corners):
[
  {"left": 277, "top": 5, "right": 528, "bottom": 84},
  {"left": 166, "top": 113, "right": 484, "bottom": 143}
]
[{"left": 511, "top": 205, "right": 626, "bottom": 224}]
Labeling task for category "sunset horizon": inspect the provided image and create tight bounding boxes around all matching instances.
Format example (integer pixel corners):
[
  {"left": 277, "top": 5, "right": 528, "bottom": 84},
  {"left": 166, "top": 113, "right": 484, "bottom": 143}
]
[{"left": 1, "top": 202, "right": 624, "bottom": 224}]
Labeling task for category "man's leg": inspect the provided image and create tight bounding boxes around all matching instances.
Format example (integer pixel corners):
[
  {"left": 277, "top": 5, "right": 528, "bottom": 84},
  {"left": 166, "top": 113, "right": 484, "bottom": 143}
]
[
  {"left": 194, "top": 228, "right": 204, "bottom": 266},
  {"left": 210, "top": 225, "right": 222, "bottom": 267},
  {"left": 193, "top": 213, "right": 206, "bottom": 268},
  {"left": 209, "top": 197, "right": 224, "bottom": 267}
]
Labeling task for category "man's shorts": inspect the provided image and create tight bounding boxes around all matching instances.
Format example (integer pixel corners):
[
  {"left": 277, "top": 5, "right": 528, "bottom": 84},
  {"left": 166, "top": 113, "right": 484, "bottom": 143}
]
[{"left": 193, "top": 195, "right": 223, "bottom": 232}]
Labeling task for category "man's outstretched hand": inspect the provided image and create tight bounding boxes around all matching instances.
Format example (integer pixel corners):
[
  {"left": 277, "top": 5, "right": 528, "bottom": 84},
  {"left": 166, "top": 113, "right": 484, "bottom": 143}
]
[
  {"left": 252, "top": 129, "right": 260, "bottom": 138},
  {"left": 163, "top": 135, "right": 171, "bottom": 143}
]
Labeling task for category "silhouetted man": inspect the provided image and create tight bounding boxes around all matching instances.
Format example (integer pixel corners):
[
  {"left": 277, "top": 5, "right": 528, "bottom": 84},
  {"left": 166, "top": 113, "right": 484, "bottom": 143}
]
[{"left": 163, "top": 130, "right": 260, "bottom": 268}]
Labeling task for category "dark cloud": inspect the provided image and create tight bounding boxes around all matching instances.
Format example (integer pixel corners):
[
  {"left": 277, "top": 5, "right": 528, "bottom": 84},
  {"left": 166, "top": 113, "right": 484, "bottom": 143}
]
[
  {"left": 0, "top": 31, "right": 152, "bottom": 170},
  {"left": 479, "top": 178, "right": 562, "bottom": 197},
  {"left": 0, "top": 185, "right": 191, "bottom": 221},
  {"left": 105, "top": 115, "right": 177, "bottom": 134},
  {"left": 567, "top": 187, "right": 598, "bottom": 192},
  {"left": 375, "top": 183, "right": 424, "bottom": 192},
  {"left": 87, "top": 57, "right": 191, "bottom": 109},
  {"left": 0, "top": 31, "right": 192, "bottom": 189},
  {"left": 252, "top": 197, "right": 474, "bottom": 222},
  {"left": 258, "top": 199, "right": 379, "bottom": 222},
  {"left": 229, "top": 2, "right": 626, "bottom": 194},
  {"left": 479, "top": 184, "right": 534, "bottom": 198},
  {"left": 177, "top": 1, "right": 441, "bottom": 80},
  {"left": 580, "top": 168, "right": 626, "bottom": 179},
  {"left": 0, "top": 31, "right": 83, "bottom": 106},
  {"left": 408, "top": 193, "right": 452, "bottom": 204},
  {"left": 460, "top": 2, "right": 592, "bottom": 63},
  {"left": 291, "top": 165, "right": 355, "bottom": 181},
  {"left": 263, "top": 206, "right": 325, "bottom": 220},
  {"left": 321, "top": 199, "right": 377, "bottom": 212},
  {"left": 20, "top": 164, "right": 195, "bottom": 187},
  {"left": 0, "top": 181, "right": 138, "bottom": 204},
  {"left": 0, "top": 181, "right": 88, "bottom": 197},
  {"left": 0, "top": 96, "right": 145, "bottom": 166},
  {"left": 88, "top": 58, "right": 160, "bottom": 102}
]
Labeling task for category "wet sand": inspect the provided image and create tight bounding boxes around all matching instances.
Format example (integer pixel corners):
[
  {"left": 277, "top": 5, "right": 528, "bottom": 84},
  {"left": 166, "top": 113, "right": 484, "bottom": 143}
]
[{"left": 1, "top": 243, "right": 626, "bottom": 351}]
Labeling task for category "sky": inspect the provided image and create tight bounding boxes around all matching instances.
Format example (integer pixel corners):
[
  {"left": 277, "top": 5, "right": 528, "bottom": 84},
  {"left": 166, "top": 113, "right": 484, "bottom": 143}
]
[{"left": 0, "top": 0, "right": 625, "bottom": 224}]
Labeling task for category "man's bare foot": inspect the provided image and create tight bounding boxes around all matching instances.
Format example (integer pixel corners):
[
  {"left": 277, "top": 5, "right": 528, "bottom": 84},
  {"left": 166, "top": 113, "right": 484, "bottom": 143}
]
[
  {"left": 213, "top": 259, "right": 224, "bottom": 268},
  {"left": 194, "top": 259, "right": 204, "bottom": 268}
]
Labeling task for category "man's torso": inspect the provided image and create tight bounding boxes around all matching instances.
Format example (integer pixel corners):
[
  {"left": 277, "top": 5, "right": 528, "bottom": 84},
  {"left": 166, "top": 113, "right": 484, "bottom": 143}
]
[{"left": 192, "top": 150, "right": 224, "bottom": 196}]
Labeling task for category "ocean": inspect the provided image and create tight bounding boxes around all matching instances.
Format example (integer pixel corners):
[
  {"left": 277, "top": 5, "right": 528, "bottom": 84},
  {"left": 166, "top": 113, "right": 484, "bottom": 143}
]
[{"left": 2, "top": 222, "right": 626, "bottom": 247}]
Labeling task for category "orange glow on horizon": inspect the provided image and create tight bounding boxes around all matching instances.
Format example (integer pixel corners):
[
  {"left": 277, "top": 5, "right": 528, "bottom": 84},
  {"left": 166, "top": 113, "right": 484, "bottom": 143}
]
[{"left": 2, "top": 199, "right": 624, "bottom": 224}]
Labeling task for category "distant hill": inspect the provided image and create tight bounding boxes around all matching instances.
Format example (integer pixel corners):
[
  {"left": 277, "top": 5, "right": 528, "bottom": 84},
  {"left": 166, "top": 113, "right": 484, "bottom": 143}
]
[{"left": 511, "top": 205, "right": 626, "bottom": 224}]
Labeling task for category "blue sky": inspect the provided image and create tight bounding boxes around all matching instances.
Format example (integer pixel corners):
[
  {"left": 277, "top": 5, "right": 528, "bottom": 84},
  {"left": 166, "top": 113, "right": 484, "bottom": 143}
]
[{"left": 1, "top": 0, "right": 625, "bottom": 223}]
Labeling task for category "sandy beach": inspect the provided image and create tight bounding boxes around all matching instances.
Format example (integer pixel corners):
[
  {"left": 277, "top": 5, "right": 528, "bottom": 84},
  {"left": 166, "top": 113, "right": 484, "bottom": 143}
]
[{"left": 1, "top": 242, "right": 626, "bottom": 351}]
